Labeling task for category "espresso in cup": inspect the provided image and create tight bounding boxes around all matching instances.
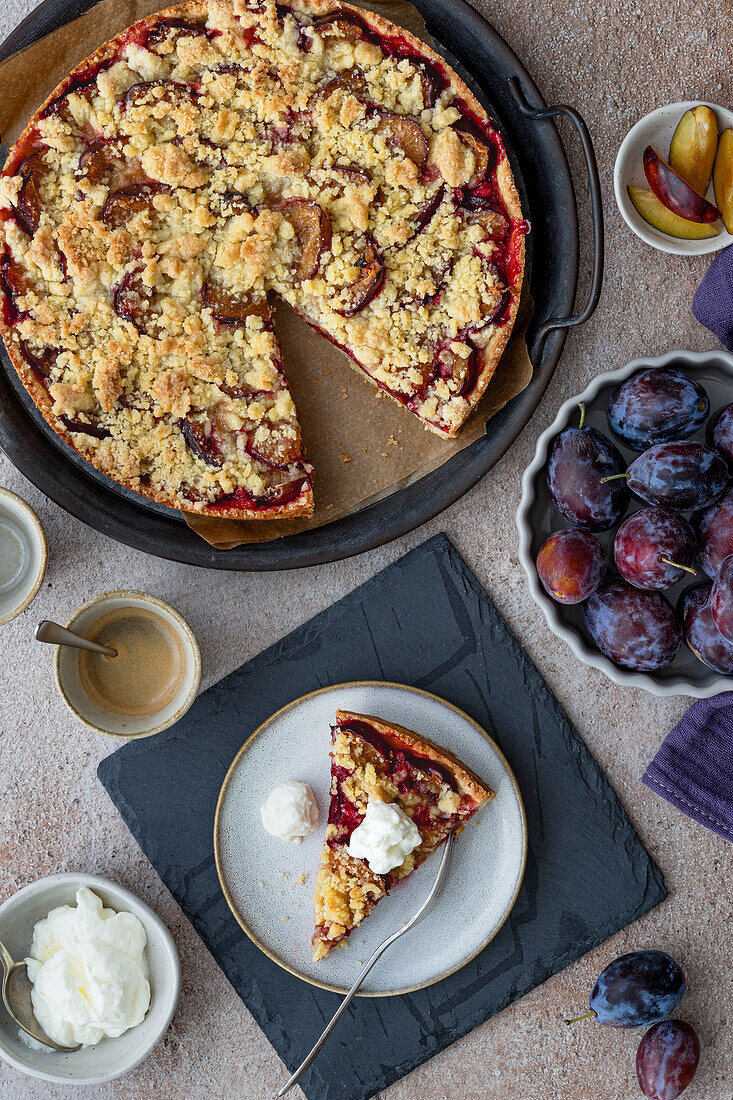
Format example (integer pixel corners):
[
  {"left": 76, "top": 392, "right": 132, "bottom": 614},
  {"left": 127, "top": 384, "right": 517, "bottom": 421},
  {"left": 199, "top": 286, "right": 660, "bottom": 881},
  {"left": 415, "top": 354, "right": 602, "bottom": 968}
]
[{"left": 78, "top": 607, "right": 188, "bottom": 718}]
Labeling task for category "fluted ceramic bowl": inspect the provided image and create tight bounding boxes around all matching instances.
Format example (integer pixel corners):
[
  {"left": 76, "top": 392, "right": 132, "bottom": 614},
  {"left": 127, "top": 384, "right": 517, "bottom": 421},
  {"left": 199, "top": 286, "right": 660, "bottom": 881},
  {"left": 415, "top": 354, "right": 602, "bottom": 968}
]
[{"left": 517, "top": 349, "right": 733, "bottom": 697}]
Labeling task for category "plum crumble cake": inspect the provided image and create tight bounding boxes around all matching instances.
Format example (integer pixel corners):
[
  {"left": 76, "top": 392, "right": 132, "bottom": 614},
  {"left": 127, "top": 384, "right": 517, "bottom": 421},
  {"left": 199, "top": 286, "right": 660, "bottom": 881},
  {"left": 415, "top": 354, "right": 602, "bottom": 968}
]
[
  {"left": 0, "top": 0, "right": 526, "bottom": 519},
  {"left": 312, "top": 710, "right": 492, "bottom": 960}
]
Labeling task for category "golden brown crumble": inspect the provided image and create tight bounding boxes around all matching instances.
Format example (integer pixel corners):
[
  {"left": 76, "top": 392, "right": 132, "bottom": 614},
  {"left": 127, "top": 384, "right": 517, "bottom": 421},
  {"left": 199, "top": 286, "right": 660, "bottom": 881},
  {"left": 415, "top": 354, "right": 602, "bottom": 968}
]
[{"left": 0, "top": 0, "right": 523, "bottom": 517}]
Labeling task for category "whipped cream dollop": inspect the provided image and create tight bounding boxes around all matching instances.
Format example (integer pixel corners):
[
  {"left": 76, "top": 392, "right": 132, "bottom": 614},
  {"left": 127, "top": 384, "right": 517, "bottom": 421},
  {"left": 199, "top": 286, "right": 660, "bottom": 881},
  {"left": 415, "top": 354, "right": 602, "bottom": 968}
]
[
  {"left": 260, "top": 781, "right": 319, "bottom": 843},
  {"left": 347, "top": 799, "right": 421, "bottom": 875},
  {"left": 25, "top": 887, "right": 151, "bottom": 1048}
]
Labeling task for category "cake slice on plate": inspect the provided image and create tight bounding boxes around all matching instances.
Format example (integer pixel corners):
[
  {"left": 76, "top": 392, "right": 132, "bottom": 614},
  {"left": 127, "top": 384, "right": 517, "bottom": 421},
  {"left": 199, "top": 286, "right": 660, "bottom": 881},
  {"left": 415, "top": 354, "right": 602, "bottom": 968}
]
[{"left": 312, "top": 709, "right": 493, "bottom": 961}]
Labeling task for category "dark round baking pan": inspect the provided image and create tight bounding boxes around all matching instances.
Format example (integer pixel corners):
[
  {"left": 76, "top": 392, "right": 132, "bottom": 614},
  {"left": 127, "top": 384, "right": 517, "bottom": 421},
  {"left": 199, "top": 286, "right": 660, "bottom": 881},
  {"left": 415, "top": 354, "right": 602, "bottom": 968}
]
[{"left": 0, "top": 0, "right": 603, "bottom": 570}]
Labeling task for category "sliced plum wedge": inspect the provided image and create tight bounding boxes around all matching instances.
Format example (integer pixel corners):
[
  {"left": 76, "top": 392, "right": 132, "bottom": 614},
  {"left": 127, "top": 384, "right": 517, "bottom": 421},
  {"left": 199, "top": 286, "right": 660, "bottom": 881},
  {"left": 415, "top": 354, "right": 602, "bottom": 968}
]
[
  {"left": 276, "top": 198, "right": 332, "bottom": 279},
  {"left": 335, "top": 236, "right": 386, "bottom": 316},
  {"left": 202, "top": 281, "right": 270, "bottom": 326},
  {"left": 309, "top": 68, "right": 366, "bottom": 105},
  {"left": 143, "top": 18, "right": 211, "bottom": 49},
  {"left": 180, "top": 418, "right": 222, "bottom": 466},
  {"left": 13, "top": 153, "right": 48, "bottom": 236},
  {"left": 102, "top": 182, "right": 168, "bottom": 228},
  {"left": 373, "top": 111, "right": 428, "bottom": 169},
  {"left": 19, "top": 341, "right": 59, "bottom": 383},
  {"left": 0, "top": 251, "right": 30, "bottom": 325},
  {"left": 113, "top": 269, "right": 156, "bottom": 336},
  {"left": 123, "top": 80, "right": 199, "bottom": 112}
]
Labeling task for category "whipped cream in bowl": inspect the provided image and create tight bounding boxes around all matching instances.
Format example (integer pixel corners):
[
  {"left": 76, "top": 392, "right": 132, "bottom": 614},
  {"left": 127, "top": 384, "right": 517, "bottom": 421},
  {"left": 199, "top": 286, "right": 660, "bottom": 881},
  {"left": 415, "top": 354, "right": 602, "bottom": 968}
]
[
  {"left": 0, "top": 873, "right": 180, "bottom": 1084},
  {"left": 25, "top": 887, "right": 151, "bottom": 1049}
]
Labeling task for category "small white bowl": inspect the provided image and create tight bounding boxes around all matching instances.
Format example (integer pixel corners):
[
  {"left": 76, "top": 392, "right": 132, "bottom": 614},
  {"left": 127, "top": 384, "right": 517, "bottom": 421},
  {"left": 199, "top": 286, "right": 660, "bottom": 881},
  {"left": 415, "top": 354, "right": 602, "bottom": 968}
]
[
  {"left": 614, "top": 100, "right": 733, "bottom": 255},
  {"left": 54, "top": 590, "right": 201, "bottom": 737},
  {"left": 517, "top": 349, "right": 733, "bottom": 698},
  {"left": 0, "top": 488, "right": 47, "bottom": 625},
  {"left": 0, "top": 872, "right": 180, "bottom": 1085}
]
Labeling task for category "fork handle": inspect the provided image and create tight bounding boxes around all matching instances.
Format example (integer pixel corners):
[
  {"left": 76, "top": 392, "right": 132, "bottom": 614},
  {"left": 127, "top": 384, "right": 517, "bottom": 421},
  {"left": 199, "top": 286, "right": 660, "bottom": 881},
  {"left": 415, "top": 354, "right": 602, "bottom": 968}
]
[{"left": 276, "top": 942, "right": 388, "bottom": 1097}]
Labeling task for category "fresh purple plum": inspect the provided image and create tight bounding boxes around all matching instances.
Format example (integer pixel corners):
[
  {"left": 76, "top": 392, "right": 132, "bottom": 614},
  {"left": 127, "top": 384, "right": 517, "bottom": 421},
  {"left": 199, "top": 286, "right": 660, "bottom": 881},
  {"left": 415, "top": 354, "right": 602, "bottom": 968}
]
[
  {"left": 614, "top": 507, "right": 697, "bottom": 590},
  {"left": 712, "top": 401, "right": 733, "bottom": 466},
  {"left": 710, "top": 554, "right": 733, "bottom": 641},
  {"left": 680, "top": 583, "right": 733, "bottom": 673},
  {"left": 536, "top": 530, "right": 606, "bottom": 604},
  {"left": 623, "top": 442, "right": 728, "bottom": 510},
  {"left": 547, "top": 408, "right": 629, "bottom": 530},
  {"left": 694, "top": 486, "right": 733, "bottom": 576},
  {"left": 636, "top": 1020, "right": 700, "bottom": 1099},
  {"left": 582, "top": 579, "right": 682, "bottom": 670},
  {"left": 608, "top": 368, "right": 710, "bottom": 450},
  {"left": 588, "top": 951, "right": 685, "bottom": 1028}
]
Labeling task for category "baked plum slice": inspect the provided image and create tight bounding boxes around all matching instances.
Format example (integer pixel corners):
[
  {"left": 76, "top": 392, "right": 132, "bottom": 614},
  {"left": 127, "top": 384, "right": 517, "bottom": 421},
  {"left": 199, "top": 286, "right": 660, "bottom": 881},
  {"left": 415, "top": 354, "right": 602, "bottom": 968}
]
[
  {"left": 102, "top": 182, "right": 168, "bottom": 228},
  {"left": 113, "top": 270, "right": 156, "bottom": 335},
  {"left": 180, "top": 418, "right": 222, "bottom": 467},
  {"left": 12, "top": 153, "right": 48, "bottom": 236},
  {"left": 211, "top": 475, "right": 311, "bottom": 511},
  {"left": 202, "top": 281, "right": 270, "bottom": 326},
  {"left": 19, "top": 341, "right": 59, "bottom": 383},
  {"left": 123, "top": 80, "right": 199, "bottom": 111},
  {"left": 143, "top": 18, "right": 211, "bottom": 48},
  {"left": 309, "top": 68, "right": 366, "bottom": 104},
  {"left": 246, "top": 431, "right": 304, "bottom": 470},
  {"left": 59, "top": 415, "right": 111, "bottom": 439},
  {"left": 336, "top": 236, "right": 386, "bottom": 315},
  {"left": 277, "top": 199, "right": 332, "bottom": 279},
  {"left": 0, "top": 252, "right": 30, "bottom": 325},
  {"left": 311, "top": 10, "right": 370, "bottom": 42},
  {"left": 373, "top": 111, "right": 428, "bottom": 168},
  {"left": 435, "top": 344, "right": 478, "bottom": 397},
  {"left": 77, "top": 140, "right": 125, "bottom": 183},
  {"left": 453, "top": 118, "right": 497, "bottom": 184}
]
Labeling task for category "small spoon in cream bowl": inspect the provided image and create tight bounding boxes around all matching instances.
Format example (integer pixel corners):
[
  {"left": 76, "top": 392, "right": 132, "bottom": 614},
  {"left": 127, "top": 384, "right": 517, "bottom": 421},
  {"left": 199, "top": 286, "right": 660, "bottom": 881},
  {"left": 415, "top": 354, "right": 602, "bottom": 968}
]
[{"left": 0, "top": 939, "right": 80, "bottom": 1052}]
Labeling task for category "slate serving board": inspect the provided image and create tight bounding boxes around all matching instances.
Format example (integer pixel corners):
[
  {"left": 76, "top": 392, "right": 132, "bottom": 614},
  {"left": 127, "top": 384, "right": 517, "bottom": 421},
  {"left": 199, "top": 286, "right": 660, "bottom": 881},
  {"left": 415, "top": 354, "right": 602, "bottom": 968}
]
[{"left": 98, "top": 534, "right": 666, "bottom": 1100}]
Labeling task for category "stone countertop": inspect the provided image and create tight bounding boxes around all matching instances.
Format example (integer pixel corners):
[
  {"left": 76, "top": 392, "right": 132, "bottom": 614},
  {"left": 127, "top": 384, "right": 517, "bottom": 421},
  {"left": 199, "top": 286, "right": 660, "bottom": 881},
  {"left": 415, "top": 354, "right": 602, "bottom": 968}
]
[{"left": 0, "top": 1, "right": 731, "bottom": 1097}]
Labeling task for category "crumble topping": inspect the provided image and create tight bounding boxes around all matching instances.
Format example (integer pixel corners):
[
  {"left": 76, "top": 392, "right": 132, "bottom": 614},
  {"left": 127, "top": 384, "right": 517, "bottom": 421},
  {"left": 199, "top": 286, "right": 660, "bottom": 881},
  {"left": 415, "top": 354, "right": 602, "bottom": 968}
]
[{"left": 0, "top": 0, "right": 523, "bottom": 516}]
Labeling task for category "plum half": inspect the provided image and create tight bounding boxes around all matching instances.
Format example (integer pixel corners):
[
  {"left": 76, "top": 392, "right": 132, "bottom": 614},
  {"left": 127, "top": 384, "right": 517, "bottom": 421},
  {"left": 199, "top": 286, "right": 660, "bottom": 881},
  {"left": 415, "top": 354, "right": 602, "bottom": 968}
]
[
  {"left": 669, "top": 106, "right": 718, "bottom": 198},
  {"left": 276, "top": 199, "right": 331, "bottom": 280},
  {"left": 643, "top": 146, "right": 720, "bottom": 222},
  {"left": 335, "top": 236, "right": 386, "bottom": 315},
  {"left": 627, "top": 186, "right": 719, "bottom": 240},
  {"left": 374, "top": 111, "right": 428, "bottom": 169},
  {"left": 713, "top": 128, "right": 733, "bottom": 234}
]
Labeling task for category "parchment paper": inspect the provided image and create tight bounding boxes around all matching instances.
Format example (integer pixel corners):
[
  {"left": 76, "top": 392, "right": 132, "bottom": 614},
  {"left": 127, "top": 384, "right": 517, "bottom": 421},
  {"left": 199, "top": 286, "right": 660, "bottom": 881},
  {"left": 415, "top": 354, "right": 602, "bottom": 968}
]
[{"left": 0, "top": 0, "right": 534, "bottom": 549}]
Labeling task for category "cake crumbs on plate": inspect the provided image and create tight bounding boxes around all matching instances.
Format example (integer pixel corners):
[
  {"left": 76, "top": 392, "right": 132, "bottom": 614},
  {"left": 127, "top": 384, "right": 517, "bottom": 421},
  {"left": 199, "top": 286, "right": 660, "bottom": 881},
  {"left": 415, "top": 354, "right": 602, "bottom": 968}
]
[{"left": 295, "top": 873, "right": 307, "bottom": 885}]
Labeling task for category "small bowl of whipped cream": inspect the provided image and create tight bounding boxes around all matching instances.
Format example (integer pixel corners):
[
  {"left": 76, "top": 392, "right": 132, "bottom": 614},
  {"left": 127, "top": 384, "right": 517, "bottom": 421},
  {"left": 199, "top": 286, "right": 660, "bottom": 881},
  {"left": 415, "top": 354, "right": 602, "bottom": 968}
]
[{"left": 0, "top": 873, "right": 180, "bottom": 1084}]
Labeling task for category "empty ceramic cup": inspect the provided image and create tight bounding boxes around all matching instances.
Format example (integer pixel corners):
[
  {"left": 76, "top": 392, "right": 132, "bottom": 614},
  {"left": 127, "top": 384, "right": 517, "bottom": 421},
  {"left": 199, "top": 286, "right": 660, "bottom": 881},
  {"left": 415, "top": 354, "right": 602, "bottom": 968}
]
[
  {"left": 0, "top": 488, "right": 47, "bottom": 625},
  {"left": 54, "top": 591, "right": 201, "bottom": 737}
]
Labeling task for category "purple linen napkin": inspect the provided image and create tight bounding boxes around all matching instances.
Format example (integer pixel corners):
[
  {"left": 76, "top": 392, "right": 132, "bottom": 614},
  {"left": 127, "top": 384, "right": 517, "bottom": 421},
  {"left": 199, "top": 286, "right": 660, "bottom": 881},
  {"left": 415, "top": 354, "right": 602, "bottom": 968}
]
[
  {"left": 643, "top": 694, "right": 733, "bottom": 843},
  {"left": 692, "top": 244, "right": 733, "bottom": 348}
]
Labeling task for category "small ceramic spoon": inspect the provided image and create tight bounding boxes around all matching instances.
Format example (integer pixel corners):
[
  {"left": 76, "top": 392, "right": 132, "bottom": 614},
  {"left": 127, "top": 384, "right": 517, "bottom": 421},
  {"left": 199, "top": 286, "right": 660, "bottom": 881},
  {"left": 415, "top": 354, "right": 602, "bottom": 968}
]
[
  {"left": 35, "top": 620, "right": 117, "bottom": 658},
  {"left": 0, "top": 939, "right": 80, "bottom": 1052}
]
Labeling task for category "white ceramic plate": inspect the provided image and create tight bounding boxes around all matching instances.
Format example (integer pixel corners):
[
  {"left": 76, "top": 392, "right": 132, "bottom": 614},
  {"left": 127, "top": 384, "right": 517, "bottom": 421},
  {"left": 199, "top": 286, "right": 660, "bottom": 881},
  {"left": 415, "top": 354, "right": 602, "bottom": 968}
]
[
  {"left": 614, "top": 100, "right": 733, "bottom": 255},
  {"left": 214, "top": 682, "right": 526, "bottom": 996},
  {"left": 517, "top": 349, "right": 733, "bottom": 698},
  {"left": 0, "top": 873, "right": 180, "bottom": 1085}
]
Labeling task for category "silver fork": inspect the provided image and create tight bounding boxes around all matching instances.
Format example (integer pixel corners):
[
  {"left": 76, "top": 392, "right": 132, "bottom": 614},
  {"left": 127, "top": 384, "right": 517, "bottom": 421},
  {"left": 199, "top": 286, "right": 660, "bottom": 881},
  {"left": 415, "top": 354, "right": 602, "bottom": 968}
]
[{"left": 277, "top": 832, "right": 457, "bottom": 1097}]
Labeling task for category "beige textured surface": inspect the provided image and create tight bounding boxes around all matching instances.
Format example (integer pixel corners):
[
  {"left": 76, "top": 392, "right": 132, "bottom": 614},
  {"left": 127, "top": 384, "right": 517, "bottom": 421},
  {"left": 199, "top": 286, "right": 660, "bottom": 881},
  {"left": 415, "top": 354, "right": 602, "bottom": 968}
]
[{"left": 0, "top": 1, "right": 732, "bottom": 1097}]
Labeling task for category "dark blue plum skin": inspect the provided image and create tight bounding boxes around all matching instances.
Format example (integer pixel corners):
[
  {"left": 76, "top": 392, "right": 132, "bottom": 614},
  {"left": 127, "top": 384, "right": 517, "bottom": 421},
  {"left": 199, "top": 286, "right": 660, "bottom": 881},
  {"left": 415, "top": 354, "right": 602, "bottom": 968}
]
[
  {"left": 680, "top": 583, "right": 733, "bottom": 674},
  {"left": 627, "top": 442, "right": 728, "bottom": 511},
  {"left": 694, "top": 486, "right": 733, "bottom": 577},
  {"left": 608, "top": 368, "right": 710, "bottom": 450},
  {"left": 710, "top": 554, "right": 733, "bottom": 642},
  {"left": 636, "top": 1020, "right": 700, "bottom": 1100},
  {"left": 589, "top": 951, "right": 685, "bottom": 1028},
  {"left": 614, "top": 507, "right": 696, "bottom": 590},
  {"left": 582, "top": 579, "right": 682, "bottom": 671},
  {"left": 547, "top": 426, "right": 629, "bottom": 531},
  {"left": 712, "top": 402, "right": 733, "bottom": 467}
]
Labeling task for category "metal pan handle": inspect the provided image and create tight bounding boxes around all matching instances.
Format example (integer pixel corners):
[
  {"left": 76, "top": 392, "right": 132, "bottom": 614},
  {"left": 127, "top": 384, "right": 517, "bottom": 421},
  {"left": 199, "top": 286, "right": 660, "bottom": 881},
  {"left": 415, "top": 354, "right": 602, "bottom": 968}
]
[{"left": 508, "top": 75, "right": 604, "bottom": 350}]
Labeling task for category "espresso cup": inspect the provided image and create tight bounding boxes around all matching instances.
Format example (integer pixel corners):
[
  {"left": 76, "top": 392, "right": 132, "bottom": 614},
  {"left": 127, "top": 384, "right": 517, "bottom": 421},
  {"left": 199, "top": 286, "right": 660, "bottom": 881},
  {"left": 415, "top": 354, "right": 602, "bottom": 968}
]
[{"left": 54, "top": 591, "right": 201, "bottom": 737}]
